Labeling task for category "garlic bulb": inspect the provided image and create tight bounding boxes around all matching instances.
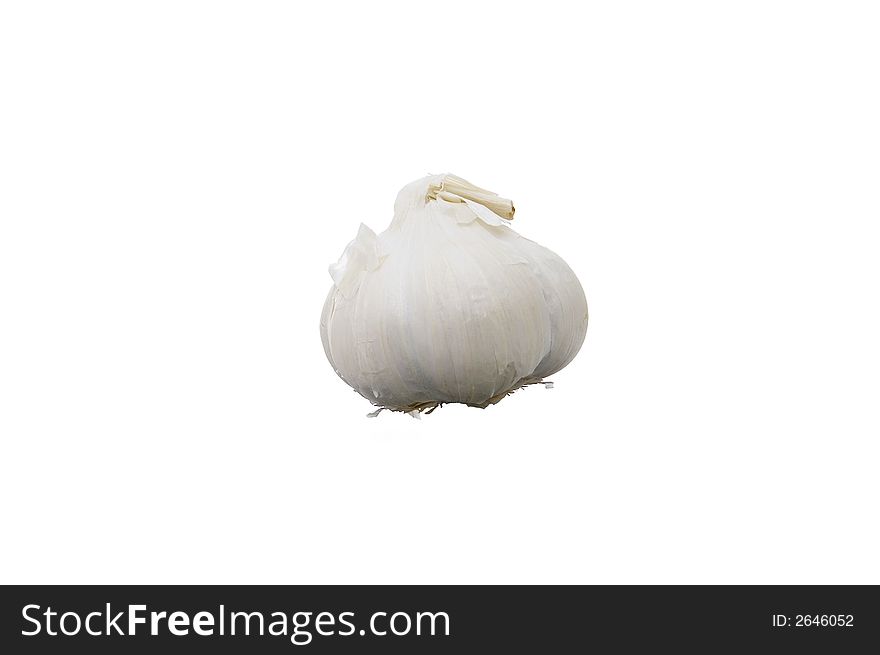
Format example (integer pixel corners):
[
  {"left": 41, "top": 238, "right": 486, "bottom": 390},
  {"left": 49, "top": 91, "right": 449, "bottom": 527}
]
[{"left": 320, "top": 174, "right": 588, "bottom": 413}]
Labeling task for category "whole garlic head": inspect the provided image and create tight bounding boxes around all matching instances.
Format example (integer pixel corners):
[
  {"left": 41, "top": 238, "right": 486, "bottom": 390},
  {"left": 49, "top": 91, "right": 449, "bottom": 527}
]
[{"left": 320, "top": 174, "right": 588, "bottom": 413}]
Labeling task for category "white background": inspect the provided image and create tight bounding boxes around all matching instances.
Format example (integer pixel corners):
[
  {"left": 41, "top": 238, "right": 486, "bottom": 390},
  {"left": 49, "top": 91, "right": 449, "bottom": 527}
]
[{"left": 2, "top": 1, "right": 878, "bottom": 584}]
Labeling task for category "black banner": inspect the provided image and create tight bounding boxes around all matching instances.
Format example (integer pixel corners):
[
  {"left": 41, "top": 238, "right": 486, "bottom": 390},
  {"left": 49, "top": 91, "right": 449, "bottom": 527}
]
[{"left": 1, "top": 585, "right": 877, "bottom": 652}]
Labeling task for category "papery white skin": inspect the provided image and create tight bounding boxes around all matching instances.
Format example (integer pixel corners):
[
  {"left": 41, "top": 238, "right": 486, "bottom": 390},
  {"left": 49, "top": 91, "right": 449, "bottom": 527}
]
[{"left": 320, "top": 174, "right": 588, "bottom": 412}]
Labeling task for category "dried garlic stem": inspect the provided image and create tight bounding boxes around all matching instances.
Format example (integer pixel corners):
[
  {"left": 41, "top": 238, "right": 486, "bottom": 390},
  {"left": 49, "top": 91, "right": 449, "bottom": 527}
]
[{"left": 428, "top": 174, "right": 515, "bottom": 220}]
